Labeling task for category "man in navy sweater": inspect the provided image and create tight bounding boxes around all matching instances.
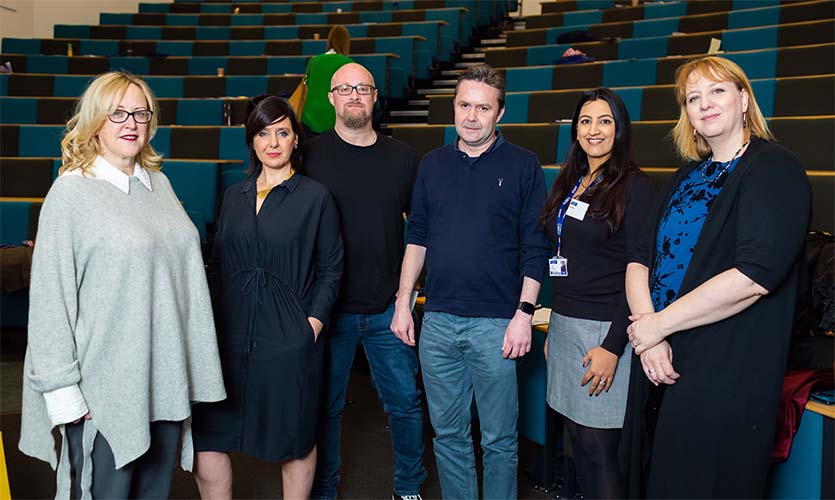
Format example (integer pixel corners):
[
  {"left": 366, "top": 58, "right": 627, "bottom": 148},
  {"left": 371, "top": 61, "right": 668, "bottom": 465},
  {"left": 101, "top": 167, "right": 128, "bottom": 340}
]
[{"left": 391, "top": 64, "right": 550, "bottom": 499}]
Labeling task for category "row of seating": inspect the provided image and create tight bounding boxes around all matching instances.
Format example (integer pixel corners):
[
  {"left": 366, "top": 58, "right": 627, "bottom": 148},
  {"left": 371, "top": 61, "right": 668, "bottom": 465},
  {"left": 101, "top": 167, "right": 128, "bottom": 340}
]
[
  {"left": 0, "top": 96, "right": 253, "bottom": 126},
  {"left": 539, "top": 0, "right": 786, "bottom": 15},
  {"left": 54, "top": 20, "right": 452, "bottom": 65},
  {"left": 3, "top": 35, "right": 429, "bottom": 81},
  {"left": 0, "top": 51, "right": 404, "bottom": 96},
  {"left": 3, "top": 116, "right": 831, "bottom": 172},
  {"left": 507, "top": 16, "right": 833, "bottom": 49},
  {"left": 496, "top": 43, "right": 833, "bottom": 92},
  {"left": 427, "top": 74, "right": 835, "bottom": 124},
  {"left": 525, "top": 0, "right": 829, "bottom": 31},
  {"left": 5, "top": 70, "right": 830, "bottom": 127},
  {"left": 387, "top": 117, "right": 834, "bottom": 170},
  {"left": 100, "top": 7, "right": 473, "bottom": 31},
  {"left": 0, "top": 73, "right": 301, "bottom": 98},
  {"left": 3, "top": 156, "right": 828, "bottom": 244},
  {"left": 148, "top": 0, "right": 511, "bottom": 26},
  {"left": 486, "top": 19, "right": 833, "bottom": 67},
  {"left": 0, "top": 158, "right": 237, "bottom": 235}
]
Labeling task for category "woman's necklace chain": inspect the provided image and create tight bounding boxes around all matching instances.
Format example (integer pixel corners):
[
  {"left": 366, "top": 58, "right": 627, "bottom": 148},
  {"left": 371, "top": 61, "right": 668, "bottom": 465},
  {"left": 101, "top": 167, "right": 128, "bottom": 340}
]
[
  {"left": 701, "top": 141, "right": 748, "bottom": 184},
  {"left": 257, "top": 170, "right": 295, "bottom": 199}
]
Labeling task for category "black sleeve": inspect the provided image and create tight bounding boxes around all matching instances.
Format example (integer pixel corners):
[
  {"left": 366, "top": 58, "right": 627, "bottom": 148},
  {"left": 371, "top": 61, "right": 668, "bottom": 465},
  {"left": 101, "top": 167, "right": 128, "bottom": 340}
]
[
  {"left": 308, "top": 190, "right": 344, "bottom": 324},
  {"left": 207, "top": 187, "right": 233, "bottom": 304},
  {"left": 403, "top": 147, "right": 421, "bottom": 215},
  {"left": 734, "top": 146, "right": 811, "bottom": 292},
  {"left": 602, "top": 174, "right": 655, "bottom": 356}
]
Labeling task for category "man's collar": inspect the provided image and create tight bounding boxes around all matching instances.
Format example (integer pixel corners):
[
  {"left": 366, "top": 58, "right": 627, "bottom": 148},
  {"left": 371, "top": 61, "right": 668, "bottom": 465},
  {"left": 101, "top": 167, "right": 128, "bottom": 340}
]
[
  {"left": 62, "top": 156, "right": 152, "bottom": 194},
  {"left": 453, "top": 130, "right": 504, "bottom": 159}
]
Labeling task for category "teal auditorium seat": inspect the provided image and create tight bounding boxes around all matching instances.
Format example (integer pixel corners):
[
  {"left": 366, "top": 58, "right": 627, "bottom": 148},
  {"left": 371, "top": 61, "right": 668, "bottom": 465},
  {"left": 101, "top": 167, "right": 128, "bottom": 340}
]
[{"left": 0, "top": 199, "right": 39, "bottom": 328}]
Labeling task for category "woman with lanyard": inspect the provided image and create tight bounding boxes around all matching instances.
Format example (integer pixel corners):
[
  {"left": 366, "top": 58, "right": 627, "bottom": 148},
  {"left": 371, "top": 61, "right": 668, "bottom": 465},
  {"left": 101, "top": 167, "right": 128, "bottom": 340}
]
[
  {"left": 540, "top": 88, "right": 653, "bottom": 499},
  {"left": 620, "top": 56, "right": 811, "bottom": 497}
]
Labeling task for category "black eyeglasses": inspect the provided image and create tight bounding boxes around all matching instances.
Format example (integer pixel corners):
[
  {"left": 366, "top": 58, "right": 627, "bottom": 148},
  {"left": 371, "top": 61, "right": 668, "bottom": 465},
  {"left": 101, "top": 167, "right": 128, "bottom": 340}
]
[
  {"left": 330, "top": 84, "right": 376, "bottom": 96},
  {"left": 108, "top": 109, "right": 153, "bottom": 124}
]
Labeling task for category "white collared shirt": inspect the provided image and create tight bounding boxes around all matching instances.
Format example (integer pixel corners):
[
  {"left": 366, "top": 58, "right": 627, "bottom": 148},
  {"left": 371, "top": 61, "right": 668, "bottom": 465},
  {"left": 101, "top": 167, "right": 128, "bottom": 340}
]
[{"left": 62, "top": 155, "right": 153, "bottom": 194}]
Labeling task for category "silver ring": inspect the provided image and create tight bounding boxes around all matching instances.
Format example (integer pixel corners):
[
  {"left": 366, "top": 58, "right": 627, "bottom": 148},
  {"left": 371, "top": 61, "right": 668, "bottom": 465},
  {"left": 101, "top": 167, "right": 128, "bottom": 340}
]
[{"left": 648, "top": 369, "right": 654, "bottom": 374}]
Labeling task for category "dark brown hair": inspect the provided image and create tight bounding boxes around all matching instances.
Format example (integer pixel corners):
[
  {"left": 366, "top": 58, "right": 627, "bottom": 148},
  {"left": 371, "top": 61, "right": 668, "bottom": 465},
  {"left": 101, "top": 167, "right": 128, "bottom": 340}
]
[
  {"left": 455, "top": 63, "right": 505, "bottom": 110},
  {"left": 540, "top": 87, "right": 639, "bottom": 233},
  {"left": 245, "top": 96, "right": 304, "bottom": 177}
]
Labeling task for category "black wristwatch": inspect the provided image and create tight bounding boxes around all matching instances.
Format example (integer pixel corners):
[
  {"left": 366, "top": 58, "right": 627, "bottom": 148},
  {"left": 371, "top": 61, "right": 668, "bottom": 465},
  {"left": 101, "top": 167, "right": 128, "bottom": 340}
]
[{"left": 517, "top": 301, "right": 536, "bottom": 315}]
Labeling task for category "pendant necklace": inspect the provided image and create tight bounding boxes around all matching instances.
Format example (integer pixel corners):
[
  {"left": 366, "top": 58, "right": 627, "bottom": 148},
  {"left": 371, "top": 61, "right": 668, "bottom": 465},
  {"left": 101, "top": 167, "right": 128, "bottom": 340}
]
[{"left": 701, "top": 141, "right": 748, "bottom": 184}]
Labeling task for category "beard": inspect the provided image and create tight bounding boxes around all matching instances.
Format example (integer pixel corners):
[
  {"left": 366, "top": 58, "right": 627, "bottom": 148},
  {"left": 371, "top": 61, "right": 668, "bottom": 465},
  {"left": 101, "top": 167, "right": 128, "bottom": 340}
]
[{"left": 340, "top": 107, "right": 371, "bottom": 129}]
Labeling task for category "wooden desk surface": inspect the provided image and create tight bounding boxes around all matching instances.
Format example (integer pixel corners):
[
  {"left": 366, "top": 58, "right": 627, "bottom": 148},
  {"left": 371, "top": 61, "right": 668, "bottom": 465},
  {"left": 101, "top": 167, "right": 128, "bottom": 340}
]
[{"left": 806, "top": 400, "right": 835, "bottom": 419}]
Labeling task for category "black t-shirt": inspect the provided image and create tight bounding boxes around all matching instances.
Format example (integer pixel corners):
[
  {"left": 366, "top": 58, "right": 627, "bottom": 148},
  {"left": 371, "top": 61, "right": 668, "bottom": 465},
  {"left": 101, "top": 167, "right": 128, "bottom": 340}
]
[{"left": 304, "top": 129, "right": 419, "bottom": 314}]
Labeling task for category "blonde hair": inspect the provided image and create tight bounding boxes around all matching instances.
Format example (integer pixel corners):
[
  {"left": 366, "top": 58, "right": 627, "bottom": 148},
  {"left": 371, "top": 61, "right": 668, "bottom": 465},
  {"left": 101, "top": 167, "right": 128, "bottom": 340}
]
[
  {"left": 60, "top": 71, "right": 162, "bottom": 175},
  {"left": 671, "top": 56, "right": 774, "bottom": 161},
  {"left": 327, "top": 25, "right": 350, "bottom": 55}
]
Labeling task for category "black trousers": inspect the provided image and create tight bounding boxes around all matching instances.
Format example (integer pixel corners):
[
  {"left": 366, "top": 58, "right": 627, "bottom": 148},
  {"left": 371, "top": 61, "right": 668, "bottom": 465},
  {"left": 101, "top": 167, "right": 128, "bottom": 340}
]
[{"left": 66, "top": 420, "right": 182, "bottom": 500}]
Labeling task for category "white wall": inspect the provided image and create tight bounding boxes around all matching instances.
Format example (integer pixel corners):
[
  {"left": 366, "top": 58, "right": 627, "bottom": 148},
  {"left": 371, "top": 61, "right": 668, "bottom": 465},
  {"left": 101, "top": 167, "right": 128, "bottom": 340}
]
[{"left": 0, "top": 0, "right": 172, "bottom": 39}]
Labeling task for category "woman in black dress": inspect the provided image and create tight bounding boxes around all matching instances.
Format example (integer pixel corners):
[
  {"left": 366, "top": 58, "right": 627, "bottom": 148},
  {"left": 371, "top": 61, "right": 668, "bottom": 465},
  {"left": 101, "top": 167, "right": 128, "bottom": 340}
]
[
  {"left": 621, "top": 56, "right": 811, "bottom": 498},
  {"left": 192, "top": 96, "right": 343, "bottom": 499}
]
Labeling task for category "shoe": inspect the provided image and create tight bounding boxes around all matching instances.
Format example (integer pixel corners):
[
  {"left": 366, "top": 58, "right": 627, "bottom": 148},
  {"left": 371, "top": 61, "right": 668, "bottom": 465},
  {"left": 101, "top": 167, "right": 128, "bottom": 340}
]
[{"left": 392, "top": 492, "right": 422, "bottom": 500}]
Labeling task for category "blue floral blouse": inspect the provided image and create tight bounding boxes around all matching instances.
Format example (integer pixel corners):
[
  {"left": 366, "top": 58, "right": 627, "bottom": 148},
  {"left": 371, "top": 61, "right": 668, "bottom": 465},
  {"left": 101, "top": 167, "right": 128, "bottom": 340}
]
[{"left": 650, "top": 157, "right": 741, "bottom": 310}]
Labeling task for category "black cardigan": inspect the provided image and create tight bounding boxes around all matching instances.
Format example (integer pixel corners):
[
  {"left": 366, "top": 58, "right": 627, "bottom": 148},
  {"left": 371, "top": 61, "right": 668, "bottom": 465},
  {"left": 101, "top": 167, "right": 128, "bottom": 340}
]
[{"left": 619, "top": 138, "right": 812, "bottom": 498}]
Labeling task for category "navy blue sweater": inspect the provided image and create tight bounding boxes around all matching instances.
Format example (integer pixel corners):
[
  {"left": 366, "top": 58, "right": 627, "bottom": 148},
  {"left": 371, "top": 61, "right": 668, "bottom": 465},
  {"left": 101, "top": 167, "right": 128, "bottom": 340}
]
[{"left": 408, "top": 134, "right": 550, "bottom": 319}]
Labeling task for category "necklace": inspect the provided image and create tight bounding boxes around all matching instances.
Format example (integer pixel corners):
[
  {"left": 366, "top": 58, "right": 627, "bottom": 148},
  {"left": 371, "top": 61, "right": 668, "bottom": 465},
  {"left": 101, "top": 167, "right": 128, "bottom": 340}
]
[
  {"left": 257, "top": 170, "right": 295, "bottom": 199},
  {"left": 701, "top": 141, "right": 748, "bottom": 184}
]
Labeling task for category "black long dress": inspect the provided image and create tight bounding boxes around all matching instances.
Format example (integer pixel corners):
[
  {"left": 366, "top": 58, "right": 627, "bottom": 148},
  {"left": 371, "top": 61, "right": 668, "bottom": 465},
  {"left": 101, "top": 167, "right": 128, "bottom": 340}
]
[
  {"left": 193, "top": 174, "right": 343, "bottom": 461},
  {"left": 619, "top": 139, "right": 811, "bottom": 498}
]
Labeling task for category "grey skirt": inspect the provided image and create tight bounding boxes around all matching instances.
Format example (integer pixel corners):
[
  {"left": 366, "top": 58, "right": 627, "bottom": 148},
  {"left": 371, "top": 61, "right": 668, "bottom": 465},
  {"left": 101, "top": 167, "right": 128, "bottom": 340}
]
[{"left": 546, "top": 310, "right": 632, "bottom": 429}]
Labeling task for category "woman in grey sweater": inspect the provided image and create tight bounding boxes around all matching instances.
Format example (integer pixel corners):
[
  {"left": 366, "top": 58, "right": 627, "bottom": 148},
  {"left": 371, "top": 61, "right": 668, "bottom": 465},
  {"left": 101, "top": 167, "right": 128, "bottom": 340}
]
[{"left": 18, "top": 71, "right": 227, "bottom": 499}]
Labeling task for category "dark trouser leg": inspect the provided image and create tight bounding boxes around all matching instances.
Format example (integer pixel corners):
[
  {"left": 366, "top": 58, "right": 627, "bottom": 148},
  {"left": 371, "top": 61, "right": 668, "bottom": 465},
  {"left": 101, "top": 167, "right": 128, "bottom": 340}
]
[
  {"left": 564, "top": 418, "right": 624, "bottom": 499},
  {"left": 129, "top": 420, "right": 183, "bottom": 499},
  {"left": 311, "top": 313, "right": 362, "bottom": 499},
  {"left": 361, "top": 305, "right": 427, "bottom": 496},
  {"left": 66, "top": 422, "right": 134, "bottom": 499}
]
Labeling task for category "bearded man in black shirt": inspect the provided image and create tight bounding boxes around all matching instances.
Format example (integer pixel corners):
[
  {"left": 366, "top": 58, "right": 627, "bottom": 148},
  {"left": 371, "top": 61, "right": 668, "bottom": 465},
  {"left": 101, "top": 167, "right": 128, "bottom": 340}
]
[{"left": 305, "top": 63, "right": 427, "bottom": 500}]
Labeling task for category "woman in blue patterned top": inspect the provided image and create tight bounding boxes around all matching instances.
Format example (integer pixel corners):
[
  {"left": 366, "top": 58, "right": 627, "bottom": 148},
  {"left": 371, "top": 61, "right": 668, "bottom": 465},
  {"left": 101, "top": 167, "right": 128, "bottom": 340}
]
[{"left": 620, "top": 57, "right": 811, "bottom": 498}]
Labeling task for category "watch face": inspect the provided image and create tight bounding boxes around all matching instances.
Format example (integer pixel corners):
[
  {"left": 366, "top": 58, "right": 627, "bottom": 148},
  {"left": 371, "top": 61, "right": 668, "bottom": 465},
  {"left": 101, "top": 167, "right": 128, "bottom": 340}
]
[{"left": 518, "top": 301, "right": 535, "bottom": 314}]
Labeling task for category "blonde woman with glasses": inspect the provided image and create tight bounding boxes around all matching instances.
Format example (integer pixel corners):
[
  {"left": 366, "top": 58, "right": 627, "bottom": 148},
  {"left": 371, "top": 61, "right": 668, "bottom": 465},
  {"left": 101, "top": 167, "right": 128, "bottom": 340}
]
[{"left": 18, "top": 71, "right": 226, "bottom": 499}]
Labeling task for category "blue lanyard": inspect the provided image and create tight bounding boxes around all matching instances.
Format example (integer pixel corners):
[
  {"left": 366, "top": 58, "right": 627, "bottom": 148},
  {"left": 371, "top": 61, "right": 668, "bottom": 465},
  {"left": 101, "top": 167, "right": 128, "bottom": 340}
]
[{"left": 555, "top": 175, "right": 601, "bottom": 256}]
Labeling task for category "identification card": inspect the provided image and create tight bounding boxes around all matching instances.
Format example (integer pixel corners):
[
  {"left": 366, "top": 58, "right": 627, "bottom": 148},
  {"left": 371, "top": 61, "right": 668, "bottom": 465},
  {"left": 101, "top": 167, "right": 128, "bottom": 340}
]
[
  {"left": 549, "top": 256, "right": 568, "bottom": 277},
  {"left": 566, "top": 198, "right": 590, "bottom": 221}
]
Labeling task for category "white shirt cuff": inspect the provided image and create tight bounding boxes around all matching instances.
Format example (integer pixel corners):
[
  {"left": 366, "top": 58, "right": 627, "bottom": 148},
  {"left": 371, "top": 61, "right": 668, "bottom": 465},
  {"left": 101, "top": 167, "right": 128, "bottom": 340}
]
[{"left": 43, "top": 384, "right": 89, "bottom": 426}]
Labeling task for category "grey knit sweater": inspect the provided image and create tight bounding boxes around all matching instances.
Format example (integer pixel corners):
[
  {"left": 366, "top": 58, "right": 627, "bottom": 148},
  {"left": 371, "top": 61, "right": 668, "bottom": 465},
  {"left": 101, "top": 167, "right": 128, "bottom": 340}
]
[{"left": 19, "top": 163, "right": 226, "bottom": 498}]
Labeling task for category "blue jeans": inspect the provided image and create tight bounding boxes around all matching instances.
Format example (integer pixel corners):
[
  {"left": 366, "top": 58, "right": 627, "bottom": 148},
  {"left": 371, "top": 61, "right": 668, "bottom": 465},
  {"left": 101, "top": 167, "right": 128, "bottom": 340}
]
[
  {"left": 419, "top": 311, "right": 519, "bottom": 500},
  {"left": 312, "top": 304, "right": 427, "bottom": 498}
]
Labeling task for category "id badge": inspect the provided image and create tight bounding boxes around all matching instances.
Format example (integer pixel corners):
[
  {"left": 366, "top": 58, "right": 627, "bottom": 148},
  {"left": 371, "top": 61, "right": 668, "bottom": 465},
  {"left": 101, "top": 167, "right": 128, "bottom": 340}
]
[
  {"left": 566, "top": 198, "right": 590, "bottom": 221},
  {"left": 549, "top": 256, "right": 568, "bottom": 277}
]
